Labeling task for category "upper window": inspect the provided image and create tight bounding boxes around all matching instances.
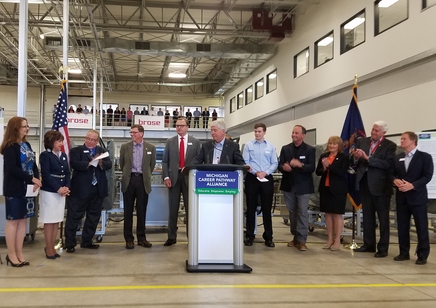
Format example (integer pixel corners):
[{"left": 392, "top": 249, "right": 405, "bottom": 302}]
[
  {"left": 237, "top": 92, "right": 244, "bottom": 109},
  {"left": 423, "top": 0, "right": 436, "bottom": 9},
  {"left": 315, "top": 32, "right": 334, "bottom": 68},
  {"left": 255, "top": 78, "right": 264, "bottom": 100},
  {"left": 294, "top": 48, "right": 309, "bottom": 78},
  {"left": 245, "top": 85, "right": 253, "bottom": 105},
  {"left": 267, "top": 70, "right": 277, "bottom": 93},
  {"left": 230, "top": 97, "right": 236, "bottom": 113},
  {"left": 375, "top": 0, "right": 408, "bottom": 35},
  {"left": 341, "top": 10, "right": 366, "bottom": 54}
]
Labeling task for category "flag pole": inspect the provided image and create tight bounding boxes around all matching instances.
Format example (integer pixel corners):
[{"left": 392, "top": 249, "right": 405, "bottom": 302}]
[{"left": 345, "top": 73, "right": 360, "bottom": 250}]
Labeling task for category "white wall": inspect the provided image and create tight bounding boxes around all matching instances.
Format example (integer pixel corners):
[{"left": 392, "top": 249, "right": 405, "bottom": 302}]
[{"left": 226, "top": 0, "right": 436, "bottom": 147}]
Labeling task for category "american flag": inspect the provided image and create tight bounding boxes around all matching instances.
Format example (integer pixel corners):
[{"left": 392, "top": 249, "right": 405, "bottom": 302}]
[{"left": 52, "top": 80, "right": 71, "bottom": 158}]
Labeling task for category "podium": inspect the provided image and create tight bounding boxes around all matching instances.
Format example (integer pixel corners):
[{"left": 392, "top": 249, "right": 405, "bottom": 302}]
[{"left": 184, "top": 164, "right": 252, "bottom": 273}]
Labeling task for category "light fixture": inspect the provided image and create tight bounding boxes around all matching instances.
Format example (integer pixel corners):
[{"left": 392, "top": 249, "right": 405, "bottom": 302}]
[
  {"left": 378, "top": 0, "right": 399, "bottom": 8},
  {"left": 168, "top": 72, "right": 186, "bottom": 78},
  {"left": 0, "top": 0, "right": 44, "bottom": 3},
  {"left": 257, "top": 81, "right": 264, "bottom": 86},
  {"left": 269, "top": 73, "right": 277, "bottom": 79},
  {"left": 344, "top": 17, "right": 365, "bottom": 30},
  {"left": 239, "top": 94, "right": 243, "bottom": 98},
  {"left": 39, "top": 30, "right": 60, "bottom": 39},
  {"left": 68, "top": 69, "right": 82, "bottom": 74},
  {"left": 318, "top": 36, "right": 333, "bottom": 46},
  {"left": 247, "top": 88, "right": 253, "bottom": 93}
]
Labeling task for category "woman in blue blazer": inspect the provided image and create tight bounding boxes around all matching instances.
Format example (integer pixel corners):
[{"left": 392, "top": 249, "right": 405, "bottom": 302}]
[
  {"left": 0, "top": 117, "right": 41, "bottom": 267},
  {"left": 315, "top": 136, "right": 349, "bottom": 251},
  {"left": 40, "top": 130, "right": 71, "bottom": 259}
]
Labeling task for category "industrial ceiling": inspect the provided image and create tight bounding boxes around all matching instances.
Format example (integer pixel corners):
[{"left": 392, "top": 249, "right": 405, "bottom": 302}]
[{"left": 0, "top": 0, "right": 318, "bottom": 97}]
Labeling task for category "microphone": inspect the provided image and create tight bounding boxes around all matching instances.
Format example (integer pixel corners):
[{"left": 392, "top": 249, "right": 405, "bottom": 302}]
[{"left": 206, "top": 145, "right": 214, "bottom": 164}]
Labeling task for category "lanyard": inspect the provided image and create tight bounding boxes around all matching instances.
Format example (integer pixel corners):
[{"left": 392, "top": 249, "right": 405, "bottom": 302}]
[{"left": 370, "top": 137, "right": 383, "bottom": 156}]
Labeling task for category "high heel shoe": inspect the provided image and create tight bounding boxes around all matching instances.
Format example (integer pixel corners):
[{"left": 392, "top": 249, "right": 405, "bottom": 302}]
[
  {"left": 6, "top": 255, "right": 24, "bottom": 267},
  {"left": 330, "top": 244, "right": 341, "bottom": 251},
  {"left": 322, "top": 243, "right": 333, "bottom": 249},
  {"left": 44, "top": 247, "right": 56, "bottom": 260},
  {"left": 18, "top": 260, "right": 30, "bottom": 266}
]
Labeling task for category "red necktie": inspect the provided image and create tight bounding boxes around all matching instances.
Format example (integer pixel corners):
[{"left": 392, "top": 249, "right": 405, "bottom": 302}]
[{"left": 179, "top": 136, "right": 185, "bottom": 168}]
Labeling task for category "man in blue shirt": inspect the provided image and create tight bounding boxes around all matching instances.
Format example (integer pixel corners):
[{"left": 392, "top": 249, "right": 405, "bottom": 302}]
[{"left": 243, "top": 123, "right": 278, "bottom": 247}]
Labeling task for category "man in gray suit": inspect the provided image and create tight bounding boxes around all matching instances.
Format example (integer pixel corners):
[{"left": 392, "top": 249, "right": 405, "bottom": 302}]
[
  {"left": 162, "top": 117, "right": 201, "bottom": 246},
  {"left": 119, "top": 124, "right": 156, "bottom": 249}
]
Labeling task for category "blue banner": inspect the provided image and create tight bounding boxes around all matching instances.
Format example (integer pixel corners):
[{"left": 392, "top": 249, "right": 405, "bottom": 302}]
[{"left": 196, "top": 171, "right": 239, "bottom": 194}]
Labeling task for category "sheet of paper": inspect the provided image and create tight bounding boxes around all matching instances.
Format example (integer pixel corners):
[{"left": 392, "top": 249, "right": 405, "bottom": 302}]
[
  {"left": 257, "top": 177, "right": 269, "bottom": 182},
  {"left": 26, "top": 184, "right": 39, "bottom": 197},
  {"left": 90, "top": 152, "right": 109, "bottom": 167}
]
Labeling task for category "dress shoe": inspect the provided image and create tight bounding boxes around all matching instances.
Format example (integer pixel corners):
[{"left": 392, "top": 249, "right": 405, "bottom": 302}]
[
  {"left": 354, "top": 246, "right": 376, "bottom": 253},
  {"left": 287, "top": 240, "right": 298, "bottom": 247},
  {"left": 244, "top": 238, "right": 253, "bottom": 246},
  {"left": 19, "top": 260, "right": 30, "bottom": 266},
  {"left": 416, "top": 257, "right": 427, "bottom": 265},
  {"left": 265, "top": 240, "right": 275, "bottom": 248},
  {"left": 393, "top": 254, "right": 410, "bottom": 261},
  {"left": 164, "top": 239, "right": 177, "bottom": 246},
  {"left": 80, "top": 243, "right": 100, "bottom": 249},
  {"left": 44, "top": 247, "right": 56, "bottom": 260},
  {"left": 374, "top": 251, "right": 388, "bottom": 258},
  {"left": 297, "top": 243, "right": 307, "bottom": 251},
  {"left": 54, "top": 253, "right": 61, "bottom": 258},
  {"left": 66, "top": 246, "right": 75, "bottom": 253},
  {"left": 6, "top": 255, "right": 24, "bottom": 267},
  {"left": 125, "top": 241, "right": 134, "bottom": 249},
  {"left": 138, "top": 240, "right": 152, "bottom": 248}
]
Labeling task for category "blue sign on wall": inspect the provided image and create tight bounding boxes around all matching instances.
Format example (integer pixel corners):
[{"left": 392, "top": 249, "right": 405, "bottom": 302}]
[{"left": 196, "top": 171, "right": 239, "bottom": 194}]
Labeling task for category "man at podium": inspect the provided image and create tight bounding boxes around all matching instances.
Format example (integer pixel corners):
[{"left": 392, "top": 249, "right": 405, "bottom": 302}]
[{"left": 192, "top": 120, "right": 245, "bottom": 166}]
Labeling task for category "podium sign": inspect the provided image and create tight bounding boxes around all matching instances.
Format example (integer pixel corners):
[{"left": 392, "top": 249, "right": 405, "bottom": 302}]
[{"left": 185, "top": 165, "right": 251, "bottom": 273}]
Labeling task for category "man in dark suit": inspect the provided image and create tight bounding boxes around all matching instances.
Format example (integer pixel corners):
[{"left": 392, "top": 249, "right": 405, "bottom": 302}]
[
  {"left": 202, "top": 108, "right": 210, "bottom": 129},
  {"left": 278, "top": 125, "right": 315, "bottom": 251},
  {"left": 65, "top": 130, "right": 112, "bottom": 252},
  {"left": 391, "top": 131, "right": 433, "bottom": 265},
  {"left": 192, "top": 119, "right": 245, "bottom": 165},
  {"left": 119, "top": 124, "right": 156, "bottom": 249},
  {"left": 353, "top": 120, "right": 396, "bottom": 258},
  {"left": 162, "top": 117, "right": 201, "bottom": 246}
]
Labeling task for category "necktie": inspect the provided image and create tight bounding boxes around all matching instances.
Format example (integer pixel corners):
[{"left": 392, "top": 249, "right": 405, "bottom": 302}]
[
  {"left": 90, "top": 149, "right": 98, "bottom": 185},
  {"left": 179, "top": 136, "right": 185, "bottom": 168}
]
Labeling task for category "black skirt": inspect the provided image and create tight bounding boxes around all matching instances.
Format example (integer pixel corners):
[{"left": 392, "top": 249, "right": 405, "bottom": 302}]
[{"left": 319, "top": 186, "right": 346, "bottom": 214}]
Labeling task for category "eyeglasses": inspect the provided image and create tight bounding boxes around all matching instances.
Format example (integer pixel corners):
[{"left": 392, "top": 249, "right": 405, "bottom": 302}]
[
  {"left": 130, "top": 131, "right": 141, "bottom": 135},
  {"left": 85, "top": 137, "right": 98, "bottom": 142},
  {"left": 175, "top": 125, "right": 187, "bottom": 128}
]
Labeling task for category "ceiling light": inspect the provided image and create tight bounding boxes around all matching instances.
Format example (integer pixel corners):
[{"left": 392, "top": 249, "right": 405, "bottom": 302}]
[
  {"left": 247, "top": 88, "right": 253, "bottom": 93},
  {"left": 239, "top": 94, "right": 243, "bottom": 98},
  {"left": 378, "top": 0, "right": 399, "bottom": 8},
  {"left": 344, "top": 17, "right": 365, "bottom": 30},
  {"left": 168, "top": 73, "right": 186, "bottom": 78},
  {"left": 318, "top": 36, "right": 333, "bottom": 46},
  {"left": 269, "top": 73, "right": 277, "bottom": 79},
  {"left": 69, "top": 69, "right": 82, "bottom": 74},
  {"left": 257, "top": 81, "right": 264, "bottom": 86}
]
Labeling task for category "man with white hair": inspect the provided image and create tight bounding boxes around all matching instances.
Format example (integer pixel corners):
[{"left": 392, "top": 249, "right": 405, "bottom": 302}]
[
  {"left": 352, "top": 120, "right": 396, "bottom": 258},
  {"left": 192, "top": 119, "right": 245, "bottom": 165}
]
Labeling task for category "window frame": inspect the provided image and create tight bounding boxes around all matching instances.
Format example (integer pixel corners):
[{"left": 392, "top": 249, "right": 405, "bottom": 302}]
[
  {"left": 266, "top": 69, "right": 277, "bottom": 94},
  {"left": 340, "top": 9, "right": 366, "bottom": 54},
  {"left": 374, "top": 0, "right": 408, "bottom": 36},
  {"left": 293, "top": 47, "right": 309, "bottom": 78},
  {"left": 255, "top": 78, "right": 264, "bottom": 100},
  {"left": 314, "top": 31, "right": 334, "bottom": 68}
]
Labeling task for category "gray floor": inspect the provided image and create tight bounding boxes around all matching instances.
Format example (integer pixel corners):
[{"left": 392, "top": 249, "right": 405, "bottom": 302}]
[{"left": 1, "top": 214, "right": 436, "bottom": 308}]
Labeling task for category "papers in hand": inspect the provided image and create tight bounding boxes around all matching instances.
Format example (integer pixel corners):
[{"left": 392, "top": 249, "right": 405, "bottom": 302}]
[
  {"left": 26, "top": 184, "right": 39, "bottom": 197},
  {"left": 257, "top": 177, "right": 269, "bottom": 182},
  {"left": 89, "top": 152, "right": 109, "bottom": 167}
]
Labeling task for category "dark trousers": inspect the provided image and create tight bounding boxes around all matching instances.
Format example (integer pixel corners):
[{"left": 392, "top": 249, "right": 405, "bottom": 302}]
[
  {"left": 167, "top": 172, "right": 188, "bottom": 240},
  {"left": 65, "top": 186, "right": 103, "bottom": 247},
  {"left": 396, "top": 200, "right": 430, "bottom": 259},
  {"left": 123, "top": 175, "right": 149, "bottom": 242},
  {"left": 245, "top": 173, "right": 274, "bottom": 241},
  {"left": 203, "top": 117, "right": 209, "bottom": 128},
  {"left": 193, "top": 118, "right": 200, "bottom": 128},
  {"left": 360, "top": 177, "right": 391, "bottom": 253}
]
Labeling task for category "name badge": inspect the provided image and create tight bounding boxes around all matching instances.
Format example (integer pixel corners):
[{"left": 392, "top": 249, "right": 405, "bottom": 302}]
[
  {"left": 83, "top": 150, "right": 89, "bottom": 153},
  {"left": 399, "top": 158, "right": 405, "bottom": 161},
  {"left": 265, "top": 151, "right": 270, "bottom": 154},
  {"left": 147, "top": 151, "right": 152, "bottom": 155},
  {"left": 188, "top": 142, "right": 193, "bottom": 145},
  {"left": 299, "top": 156, "right": 306, "bottom": 159}
]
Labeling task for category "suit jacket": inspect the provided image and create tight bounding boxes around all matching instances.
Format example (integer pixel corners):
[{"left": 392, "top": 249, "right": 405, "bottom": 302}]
[
  {"left": 278, "top": 142, "right": 315, "bottom": 194},
  {"left": 355, "top": 137, "right": 396, "bottom": 196},
  {"left": 192, "top": 139, "right": 245, "bottom": 165},
  {"left": 391, "top": 150, "right": 433, "bottom": 205},
  {"left": 119, "top": 140, "right": 156, "bottom": 194},
  {"left": 69, "top": 145, "right": 112, "bottom": 199},
  {"left": 315, "top": 152, "right": 348, "bottom": 195},
  {"left": 2, "top": 142, "right": 39, "bottom": 197},
  {"left": 40, "top": 150, "right": 71, "bottom": 193},
  {"left": 162, "top": 134, "right": 201, "bottom": 184}
]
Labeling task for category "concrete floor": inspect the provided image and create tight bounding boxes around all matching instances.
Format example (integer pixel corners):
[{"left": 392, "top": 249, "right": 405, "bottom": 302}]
[{"left": 1, "top": 215, "right": 436, "bottom": 308}]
